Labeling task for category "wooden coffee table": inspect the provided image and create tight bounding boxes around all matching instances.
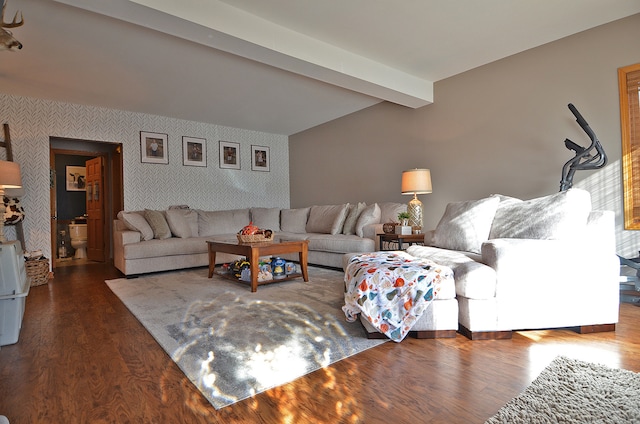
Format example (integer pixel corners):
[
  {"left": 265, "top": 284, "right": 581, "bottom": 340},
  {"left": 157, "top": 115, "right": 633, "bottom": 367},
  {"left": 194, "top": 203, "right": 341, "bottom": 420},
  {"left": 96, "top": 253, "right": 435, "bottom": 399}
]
[{"left": 207, "top": 239, "right": 309, "bottom": 292}]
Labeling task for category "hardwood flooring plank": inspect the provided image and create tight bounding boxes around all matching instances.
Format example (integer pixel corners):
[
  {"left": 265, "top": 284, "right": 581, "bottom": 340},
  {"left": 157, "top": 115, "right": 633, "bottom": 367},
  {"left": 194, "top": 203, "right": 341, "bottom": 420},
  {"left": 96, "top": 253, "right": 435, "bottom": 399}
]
[{"left": 0, "top": 262, "right": 638, "bottom": 423}]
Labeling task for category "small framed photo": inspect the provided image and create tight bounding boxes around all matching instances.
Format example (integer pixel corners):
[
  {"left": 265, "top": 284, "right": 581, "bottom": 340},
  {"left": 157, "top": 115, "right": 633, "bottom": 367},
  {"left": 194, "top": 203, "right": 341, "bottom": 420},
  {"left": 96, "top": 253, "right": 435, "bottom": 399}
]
[
  {"left": 140, "top": 131, "right": 169, "bottom": 164},
  {"left": 251, "top": 145, "right": 270, "bottom": 172},
  {"left": 219, "top": 141, "right": 240, "bottom": 170},
  {"left": 182, "top": 136, "right": 207, "bottom": 167},
  {"left": 66, "top": 166, "right": 86, "bottom": 191}
]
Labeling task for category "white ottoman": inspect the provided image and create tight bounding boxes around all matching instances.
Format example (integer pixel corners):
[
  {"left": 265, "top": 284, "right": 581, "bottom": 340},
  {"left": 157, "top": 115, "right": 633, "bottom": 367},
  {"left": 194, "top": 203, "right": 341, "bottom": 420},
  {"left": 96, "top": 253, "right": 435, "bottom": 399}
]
[
  {"left": 343, "top": 252, "right": 459, "bottom": 340},
  {"left": 360, "top": 298, "right": 458, "bottom": 339}
]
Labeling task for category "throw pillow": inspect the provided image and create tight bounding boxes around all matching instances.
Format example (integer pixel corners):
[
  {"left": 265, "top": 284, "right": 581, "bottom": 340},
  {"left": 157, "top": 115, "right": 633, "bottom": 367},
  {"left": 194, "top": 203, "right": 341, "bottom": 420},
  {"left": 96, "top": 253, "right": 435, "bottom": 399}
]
[
  {"left": 144, "top": 209, "right": 172, "bottom": 240},
  {"left": 165, "top": 209, "right": 199, "bottom": 238},
  {"left": 118, "top": 211, "right": 154, "bottom": 241},
  {"left": 355, "top": 203, "right": 381, "bottom": 237},
  {"left": 306, "top": 204, "right": 350, "bottom": 234},
  {"left": 2, "top": 196, "right": 24, "bottom": 225},
  {"left": 250, "top": 207, "right": 281, "bottom": 232},
  {"left": 489, "top": 188, "right": 592, "bottom": 240},
  {"left": 433, "top": 196, "right": 500, "bottom": 254},
  {"left": 378, "top": 202, "right": 408, "bottom": 224},
  {"left": 343, "top": 202, "right": 366, "bottom": 235},
  {"left": 280, "top": 207, "right": 310, "bottom": 233},
  {"left": 333, "top": 204, "right": 350, "bottom": 234}
]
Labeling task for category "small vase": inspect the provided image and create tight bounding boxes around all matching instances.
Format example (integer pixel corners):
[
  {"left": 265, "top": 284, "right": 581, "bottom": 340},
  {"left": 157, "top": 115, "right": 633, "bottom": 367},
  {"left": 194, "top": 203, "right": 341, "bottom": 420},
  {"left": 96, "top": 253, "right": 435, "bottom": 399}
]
[{"left": 402, "top": 218, "right": 409, "bottom": 226}]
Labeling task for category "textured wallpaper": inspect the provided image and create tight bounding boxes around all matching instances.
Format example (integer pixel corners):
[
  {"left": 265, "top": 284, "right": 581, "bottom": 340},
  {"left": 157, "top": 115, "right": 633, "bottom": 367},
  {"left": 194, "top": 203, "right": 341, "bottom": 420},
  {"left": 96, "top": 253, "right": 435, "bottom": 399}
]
[{"left": 0, "top": 93, "right": 290, "bottom": 260}]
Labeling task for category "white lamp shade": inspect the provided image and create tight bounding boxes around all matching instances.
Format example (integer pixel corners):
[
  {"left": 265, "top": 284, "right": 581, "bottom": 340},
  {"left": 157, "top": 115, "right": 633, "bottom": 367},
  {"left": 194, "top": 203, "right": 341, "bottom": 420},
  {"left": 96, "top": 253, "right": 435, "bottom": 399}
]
[
  {"left": 4, "top": 187, "right": 25, "bottom": 197},
  {"left": 401, "top": 168, "right": 432, "bottom": 195},
  {"left": 0, "top": 160, "right": 22, "bottom": 189}
]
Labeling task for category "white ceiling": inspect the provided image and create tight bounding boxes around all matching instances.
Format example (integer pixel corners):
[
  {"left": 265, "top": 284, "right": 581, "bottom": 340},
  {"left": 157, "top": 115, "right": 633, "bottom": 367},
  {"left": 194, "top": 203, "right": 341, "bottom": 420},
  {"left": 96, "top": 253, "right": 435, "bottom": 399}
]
[{"left": 1, "top": 0, "right": 639, "bottom": 135}]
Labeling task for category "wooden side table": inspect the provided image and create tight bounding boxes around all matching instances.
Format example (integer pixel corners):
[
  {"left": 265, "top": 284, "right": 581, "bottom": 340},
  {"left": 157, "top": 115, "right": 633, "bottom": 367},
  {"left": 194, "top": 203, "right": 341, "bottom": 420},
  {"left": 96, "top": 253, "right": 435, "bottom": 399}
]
[{"left": 379, "top": 233, "right": 425, "bottom": 251}]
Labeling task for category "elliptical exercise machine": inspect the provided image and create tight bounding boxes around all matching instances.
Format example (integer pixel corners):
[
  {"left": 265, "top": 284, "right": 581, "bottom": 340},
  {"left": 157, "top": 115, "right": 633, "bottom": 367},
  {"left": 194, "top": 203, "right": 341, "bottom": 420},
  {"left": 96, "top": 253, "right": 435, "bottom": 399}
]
[
  {"left": 562, "top": 103, "right": 640, "bottom": 304},
  {"left": 559, "top": 103, "right": 607, "bottom": 191}
]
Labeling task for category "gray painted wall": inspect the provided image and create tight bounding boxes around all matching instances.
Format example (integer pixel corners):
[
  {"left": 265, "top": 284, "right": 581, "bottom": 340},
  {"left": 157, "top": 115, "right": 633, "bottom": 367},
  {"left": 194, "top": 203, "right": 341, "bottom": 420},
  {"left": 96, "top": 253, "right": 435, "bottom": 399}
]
[{"left": 289, "top": 13, "right": 640, "bottom": 257}]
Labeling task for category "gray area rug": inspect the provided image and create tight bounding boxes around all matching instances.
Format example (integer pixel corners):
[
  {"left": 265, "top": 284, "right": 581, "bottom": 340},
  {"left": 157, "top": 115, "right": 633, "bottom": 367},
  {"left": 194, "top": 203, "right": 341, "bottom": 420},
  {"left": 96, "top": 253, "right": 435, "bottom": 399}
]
[
  {"left": 486, "top": 356, "right": 640, "bottom": 423},
  {"left": 106, "top": 266, "right": 386, "bottom": 410}
]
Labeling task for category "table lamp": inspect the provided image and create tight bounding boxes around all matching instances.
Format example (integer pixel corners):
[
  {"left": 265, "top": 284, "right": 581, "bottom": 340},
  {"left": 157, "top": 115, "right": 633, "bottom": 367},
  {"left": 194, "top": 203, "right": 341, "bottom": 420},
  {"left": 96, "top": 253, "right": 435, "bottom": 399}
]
[
  {"left": 401, "top": 168, "right": 432, "bottom": 231},
  {"left": 0, "top": 160, "right": 23, "bottom": 243}
]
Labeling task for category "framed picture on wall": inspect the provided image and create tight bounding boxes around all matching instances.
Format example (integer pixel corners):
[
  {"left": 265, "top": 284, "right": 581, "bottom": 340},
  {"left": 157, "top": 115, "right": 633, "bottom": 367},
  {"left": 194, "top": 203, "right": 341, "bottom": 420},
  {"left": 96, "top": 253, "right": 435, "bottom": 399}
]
[
  {"left": 140, "top": 131, "right": 169, "bottom": 164},
  {"left": 182, "top": 136, "right": 207, "bottom": 167},
  {"left": 251, "top": 145, "right": 270, "bottom": 172},
  {"left": 66, "top": 166, "right": 86, "bottom": 191},
  {"left": 219, "top": 140, "right": 240, "bottom": 170}
]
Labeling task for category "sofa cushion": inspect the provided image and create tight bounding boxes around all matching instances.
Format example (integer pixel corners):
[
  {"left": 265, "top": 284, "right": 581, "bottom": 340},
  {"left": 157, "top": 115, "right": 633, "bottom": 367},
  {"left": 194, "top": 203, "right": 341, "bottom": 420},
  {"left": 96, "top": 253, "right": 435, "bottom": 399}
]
[
  {"left": 206, "top": 233, "right": 248, "bottom": 244},
  {"left": 197, "top": 209, "right": 251, "bottom": 237},
  {"left": 355, "top": 203, "right": 381, "bottom": 237},
  {"left": 342, "top": 202, "right": 366, "bottom": 235},
  {"left": 489, "top": 188, "right": 592, "bottom": 240},
  {"left": 165, "top": 209, "right": 199, "bottom": 238},
  {"left": 306, "top": 204, "right": 350, "bottom": 234},
  {"left": 406, "top": 245, "right": 497, "bottom": 300},
  {"left": 250, "top": 207, "right": 281, "bottom": 232},
  {"left": 275, "top": 232, "right": 311, "bottom": 242},
  {"left": 280, "top": 207, "right": 310, "bottom": 233},
  {"left": 118, "top": 211, "right": 154, "bottom": 241},
  {"left": 144, "top": 209, "right": 171, "bottom": 240},
  {"left": 306, "top": 233, "right": 375, "bottom": 253},
  {"left": 122, "top": 236, "right": 209, "bottom": 259},
  {"left": 433, "top": 196, "right": 500, "bottom": 254}
]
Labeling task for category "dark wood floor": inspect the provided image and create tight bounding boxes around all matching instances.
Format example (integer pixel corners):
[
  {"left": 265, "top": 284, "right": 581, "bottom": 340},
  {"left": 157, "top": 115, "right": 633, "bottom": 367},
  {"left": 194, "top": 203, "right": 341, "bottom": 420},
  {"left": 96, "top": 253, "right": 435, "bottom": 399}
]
[{"left": 1, "top": 262, "right": 639, "bottom": 424}]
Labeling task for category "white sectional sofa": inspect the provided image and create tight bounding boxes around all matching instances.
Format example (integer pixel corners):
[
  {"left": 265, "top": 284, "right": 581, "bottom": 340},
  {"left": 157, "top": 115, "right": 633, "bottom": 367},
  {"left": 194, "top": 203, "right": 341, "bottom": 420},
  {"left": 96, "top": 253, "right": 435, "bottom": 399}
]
[
  {"left": 341, "top": 189, "right": 619, "bottom": 340},
  {"left": 113, "top": 202, "right": 406, "bottom": 276},
  {"left": 402, "top": 188, "right": 619, "bottom": 339}
]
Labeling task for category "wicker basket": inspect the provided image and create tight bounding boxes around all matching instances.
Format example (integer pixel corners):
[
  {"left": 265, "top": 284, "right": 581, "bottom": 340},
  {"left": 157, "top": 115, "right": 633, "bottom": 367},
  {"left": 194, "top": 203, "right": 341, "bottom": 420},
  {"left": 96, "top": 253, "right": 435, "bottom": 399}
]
[
  {"left": 237, "top": 233, "right": 274, "bottom": 243},
  {"left": 382, "top": 222, "right": 397, "bottom": 234},
  {"left": 26, "top": 258, "right": 50, "bottom": 287}
]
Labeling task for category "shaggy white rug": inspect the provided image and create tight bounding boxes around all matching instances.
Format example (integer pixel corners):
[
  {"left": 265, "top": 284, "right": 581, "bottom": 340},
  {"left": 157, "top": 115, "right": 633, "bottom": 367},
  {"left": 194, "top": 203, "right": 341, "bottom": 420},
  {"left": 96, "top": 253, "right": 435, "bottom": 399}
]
[
  {"left": 485, "top": 356, "right": 640, "bottom": 423},
  {"left": 106, "top": 266, "right": 386, "bottom": 409}
]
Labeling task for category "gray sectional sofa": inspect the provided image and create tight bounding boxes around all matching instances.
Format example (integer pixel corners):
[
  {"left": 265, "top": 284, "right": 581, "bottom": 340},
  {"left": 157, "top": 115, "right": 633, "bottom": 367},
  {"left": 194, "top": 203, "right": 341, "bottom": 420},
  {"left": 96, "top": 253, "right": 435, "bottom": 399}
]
[{"left": 113, "top": 202, "right": 406, "bottom": 276}]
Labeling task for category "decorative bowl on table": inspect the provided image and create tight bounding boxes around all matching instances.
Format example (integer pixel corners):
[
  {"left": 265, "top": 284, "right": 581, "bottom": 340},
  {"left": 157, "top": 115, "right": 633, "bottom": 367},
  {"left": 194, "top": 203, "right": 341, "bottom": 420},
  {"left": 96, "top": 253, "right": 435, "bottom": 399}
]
[
  {"left": 237, "top": 233, "right": 274, "bottom": 243},
  {"left": 382, "top": 222, "right": 397, "bottom": 234},
  {"left": 237, "top": 222, "right": 274, "bottom": 243}
]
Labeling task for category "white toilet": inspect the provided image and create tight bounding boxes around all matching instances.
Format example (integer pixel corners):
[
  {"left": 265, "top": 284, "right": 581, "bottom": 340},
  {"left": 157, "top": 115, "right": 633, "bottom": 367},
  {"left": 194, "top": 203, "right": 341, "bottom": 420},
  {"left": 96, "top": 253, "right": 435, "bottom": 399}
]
[{"left": 69, "top": 223, "right": 88, "bottom": 259}]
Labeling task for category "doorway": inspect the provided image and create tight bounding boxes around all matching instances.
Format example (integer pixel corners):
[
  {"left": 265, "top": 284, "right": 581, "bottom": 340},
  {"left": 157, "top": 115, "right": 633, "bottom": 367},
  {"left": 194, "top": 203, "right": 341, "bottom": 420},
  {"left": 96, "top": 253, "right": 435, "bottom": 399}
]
[{"left": 50, "top": 138, "right": 123, "bottom": 269}]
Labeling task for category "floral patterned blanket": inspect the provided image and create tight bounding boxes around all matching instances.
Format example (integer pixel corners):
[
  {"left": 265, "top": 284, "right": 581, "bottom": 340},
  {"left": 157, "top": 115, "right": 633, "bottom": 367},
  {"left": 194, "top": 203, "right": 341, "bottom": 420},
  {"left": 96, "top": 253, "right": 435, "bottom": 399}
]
[{"left": 342, "top": 252, "right": 453, "bottom": 342}]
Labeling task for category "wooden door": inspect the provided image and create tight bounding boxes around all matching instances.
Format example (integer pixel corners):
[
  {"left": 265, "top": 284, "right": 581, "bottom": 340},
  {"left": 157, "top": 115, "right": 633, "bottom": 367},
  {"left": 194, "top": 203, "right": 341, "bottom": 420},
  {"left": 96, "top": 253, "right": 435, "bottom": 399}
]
[{"left": 86, "top": 157, "right": 105, "bottom": 262}]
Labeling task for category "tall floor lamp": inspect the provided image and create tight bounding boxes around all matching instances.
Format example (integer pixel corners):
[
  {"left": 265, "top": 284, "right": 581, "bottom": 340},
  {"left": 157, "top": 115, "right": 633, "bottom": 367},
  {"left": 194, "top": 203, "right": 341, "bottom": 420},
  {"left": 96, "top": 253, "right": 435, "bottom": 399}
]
[
  {"left": 0, "top": 160, "right": 23, "bottom": 243},
  {"left": 401, "top": 168, "right": 432, "bottom": 232}
]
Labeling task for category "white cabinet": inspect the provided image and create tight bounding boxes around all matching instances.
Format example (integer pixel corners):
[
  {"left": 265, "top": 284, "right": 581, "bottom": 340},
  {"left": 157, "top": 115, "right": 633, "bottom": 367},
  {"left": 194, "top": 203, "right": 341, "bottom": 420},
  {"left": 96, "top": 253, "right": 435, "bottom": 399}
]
[{"left": 0, "top": 240, "right": 29, "bottom": 346}]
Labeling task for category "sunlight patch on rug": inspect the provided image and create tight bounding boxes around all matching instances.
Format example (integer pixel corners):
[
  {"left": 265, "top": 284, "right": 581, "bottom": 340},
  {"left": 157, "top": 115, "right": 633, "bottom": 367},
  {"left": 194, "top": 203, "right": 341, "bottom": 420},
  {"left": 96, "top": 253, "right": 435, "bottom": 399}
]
[
  {"left": 106, "top": 267, "right": 386, "bottom": 409},
  {"left": 168, "top": 293, "right": 357, "bottom": 407}
]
